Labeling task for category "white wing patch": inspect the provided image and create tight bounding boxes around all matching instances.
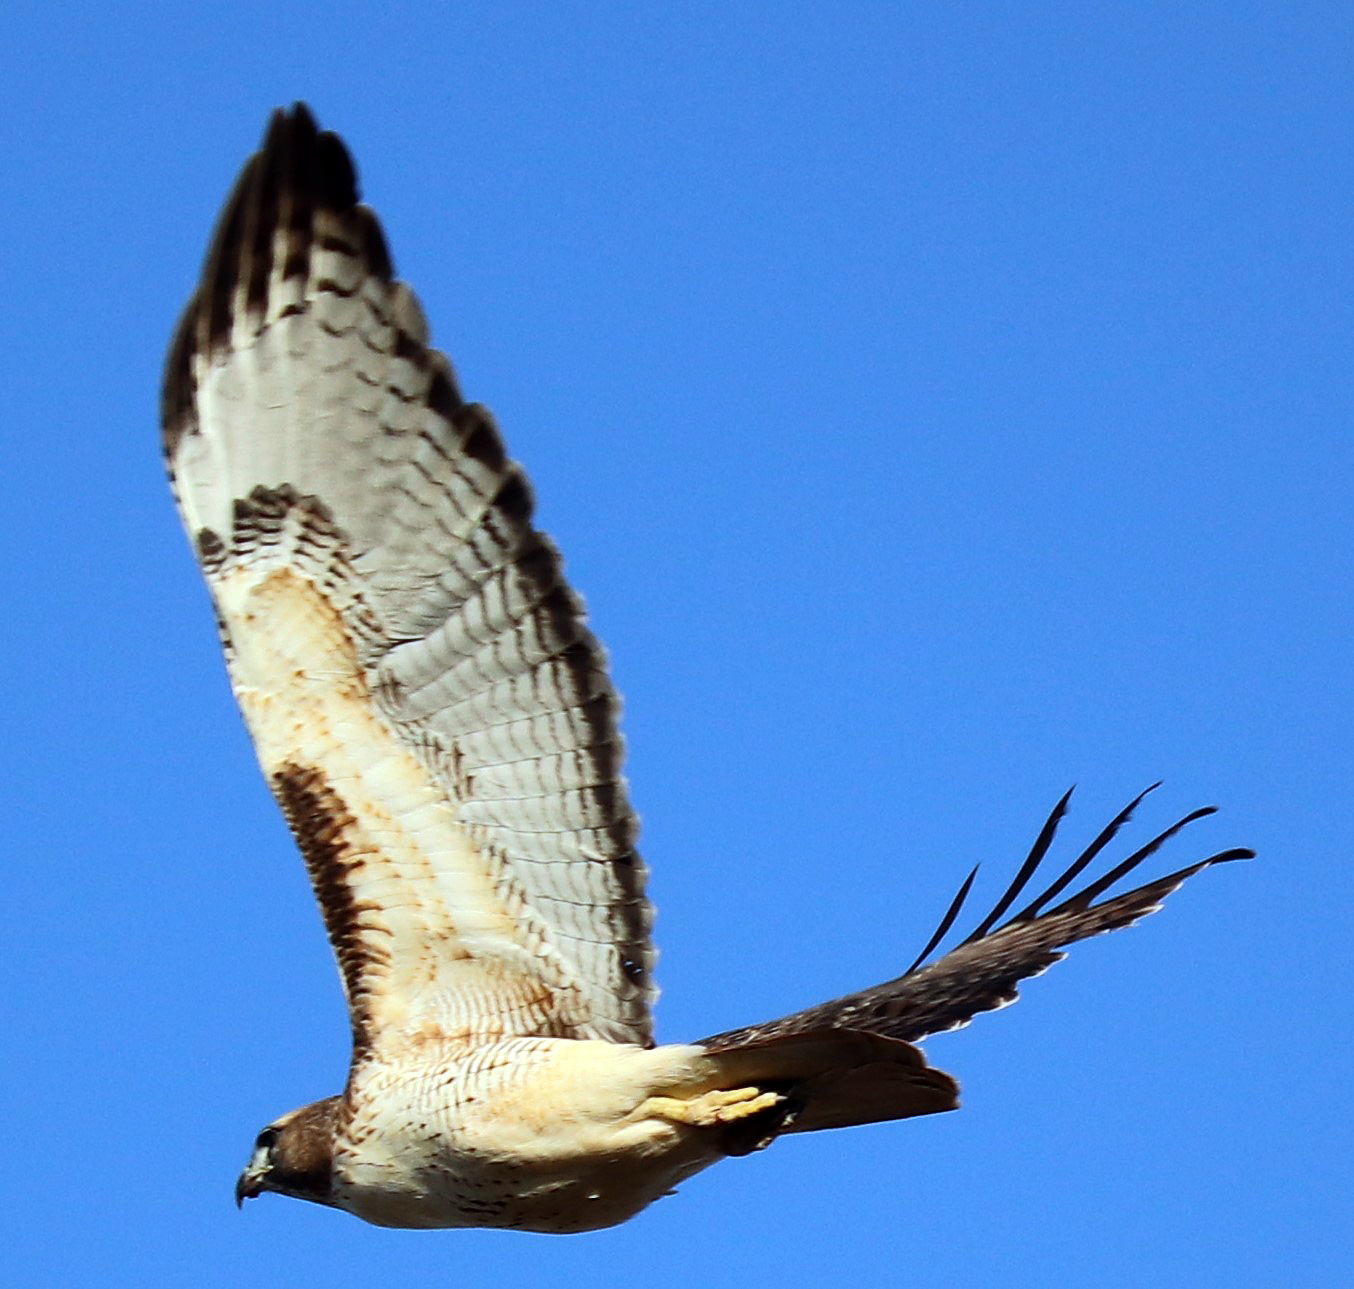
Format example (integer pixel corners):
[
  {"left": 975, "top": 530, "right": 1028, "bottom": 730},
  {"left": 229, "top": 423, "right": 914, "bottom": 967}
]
[
  {"left": 208, "top": 515, "right": 575, "bottom": 1045},
  {"left": 164, "top": 107, "right": 655, "bottom": 1050}
]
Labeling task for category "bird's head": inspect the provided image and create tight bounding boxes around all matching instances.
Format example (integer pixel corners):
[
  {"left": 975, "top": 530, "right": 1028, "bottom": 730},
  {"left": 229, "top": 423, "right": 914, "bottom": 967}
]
[{"left": 235, "top": 1097, "right": 341, "bottom": 1210}]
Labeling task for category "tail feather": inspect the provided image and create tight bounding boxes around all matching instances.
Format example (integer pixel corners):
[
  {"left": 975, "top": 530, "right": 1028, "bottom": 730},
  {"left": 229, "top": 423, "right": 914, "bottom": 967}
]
[
  {"left": 701, "top": 1029, "right": 959, "bottom": 1140},
  {"left": 698, "top": 788, "right": 1248, "bottom": 1132}
]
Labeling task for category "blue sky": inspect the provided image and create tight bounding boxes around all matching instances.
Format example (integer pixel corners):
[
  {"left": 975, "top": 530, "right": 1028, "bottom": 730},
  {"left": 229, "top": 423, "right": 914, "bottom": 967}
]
[{"left": 3, "top": 4, "right": 1349, "bottom": 1285}]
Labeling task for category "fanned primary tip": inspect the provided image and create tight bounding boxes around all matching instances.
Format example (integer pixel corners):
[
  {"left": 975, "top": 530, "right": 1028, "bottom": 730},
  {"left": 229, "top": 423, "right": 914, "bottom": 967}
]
[
  {"left": 1047, "top": 804, "right": 1217, "bottom": 916},
  {"left": 697, "top": 780, "right": 1246, "bottom": 1060},
  {"left": 960, "top": 785, "right": 1075, "bottom": 945},
  {"left": 905, "top": 864, "right": 979, "bottom": 974},
  {"left": 1011, "top": 781, "right": 1162, "bottom": 922},
  {"left": 905, "top": 784, "right": 1241, "bottom": 974}
]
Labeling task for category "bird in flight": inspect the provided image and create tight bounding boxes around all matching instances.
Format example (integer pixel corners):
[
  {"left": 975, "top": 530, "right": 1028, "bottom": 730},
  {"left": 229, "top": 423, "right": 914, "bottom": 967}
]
[{"left": 162, "top": 104, "right": 1249, "bottom": 1233}]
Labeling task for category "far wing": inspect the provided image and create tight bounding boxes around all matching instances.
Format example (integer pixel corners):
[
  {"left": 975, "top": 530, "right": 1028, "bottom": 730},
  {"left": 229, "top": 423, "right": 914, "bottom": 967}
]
[
  {"left": 701, "top": 786, "right": 1250, "bottom": 1054},
  {"left": 163, "top": 105, "right": 654, "bottom": 1052}
]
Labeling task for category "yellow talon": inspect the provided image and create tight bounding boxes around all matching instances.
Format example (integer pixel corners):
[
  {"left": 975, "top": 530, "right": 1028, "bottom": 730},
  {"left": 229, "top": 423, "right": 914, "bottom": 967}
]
[{"left": 644, "top": 1087, "right": 784, "bottom": 1128}]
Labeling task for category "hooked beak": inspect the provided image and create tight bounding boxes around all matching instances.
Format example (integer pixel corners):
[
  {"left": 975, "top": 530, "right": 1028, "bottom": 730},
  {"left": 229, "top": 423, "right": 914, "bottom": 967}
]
[{"left": 235, "top": 1162, "right": 265, "bottom": 1208}]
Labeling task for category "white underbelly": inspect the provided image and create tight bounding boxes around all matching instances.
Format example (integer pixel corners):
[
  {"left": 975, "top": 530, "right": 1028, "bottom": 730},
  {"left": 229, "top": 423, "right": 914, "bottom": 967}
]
[{"left": 332, "top": 1037, "right": 725, "bottom": 1232}]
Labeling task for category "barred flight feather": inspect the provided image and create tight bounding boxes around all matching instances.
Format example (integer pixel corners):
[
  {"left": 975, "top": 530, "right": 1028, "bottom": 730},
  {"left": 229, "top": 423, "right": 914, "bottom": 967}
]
[{"left": 165, "top": 104, "right": 654, "bottom": 1047}]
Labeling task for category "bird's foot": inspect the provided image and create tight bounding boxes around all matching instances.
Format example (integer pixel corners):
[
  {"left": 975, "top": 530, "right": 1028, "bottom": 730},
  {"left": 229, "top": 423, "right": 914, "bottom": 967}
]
[{"left": 643, "top": 1087, "right": 784, "bottom": 1128}]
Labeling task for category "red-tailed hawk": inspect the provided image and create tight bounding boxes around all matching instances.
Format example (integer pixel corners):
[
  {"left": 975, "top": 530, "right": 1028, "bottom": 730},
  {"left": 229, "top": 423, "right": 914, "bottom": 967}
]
[{"left": 163, "top": 105, "right": 1249, "bottom": 1233}]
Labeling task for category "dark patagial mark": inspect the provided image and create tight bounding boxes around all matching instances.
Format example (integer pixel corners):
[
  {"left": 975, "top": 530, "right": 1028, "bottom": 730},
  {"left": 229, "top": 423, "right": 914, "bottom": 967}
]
[{"left": 270, "top": 761, "right": 383, "bottom": 1057}]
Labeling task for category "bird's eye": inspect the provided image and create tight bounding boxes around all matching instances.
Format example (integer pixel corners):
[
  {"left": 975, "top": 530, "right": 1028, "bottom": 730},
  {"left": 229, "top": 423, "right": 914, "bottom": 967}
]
[{"left": 255, "top": 1127, "right": 278, "bottom": 1153}]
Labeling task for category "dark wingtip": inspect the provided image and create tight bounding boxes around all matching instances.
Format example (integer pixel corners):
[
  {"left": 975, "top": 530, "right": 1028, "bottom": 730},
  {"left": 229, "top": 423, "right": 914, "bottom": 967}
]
[
  {"left": 907, "top": 785, "right": 1249, "bottom": 971},
  {"left": 283, "top": 100, "right": 318, "bottom": 131},
  {"left": 958, "top": 786, "right": 1075, "bottom": 946},
  {"left": 1012, "top": 782, "right": 1163, "bottom": 922},
  {"left": 905, "top": 863, "right": 980, "bottom": 975},
  {"left": 1206, "top": 847, "right": 1255, "bottom": 864},
  {"left": 258, "top": 102, "right": 359, "bottom": 210},
  {"left": 699, "top": 787, "right": 1248, "bottom": 1055},
  {"left": 259, "top": 104, "right": 389, "bottom": 279}
]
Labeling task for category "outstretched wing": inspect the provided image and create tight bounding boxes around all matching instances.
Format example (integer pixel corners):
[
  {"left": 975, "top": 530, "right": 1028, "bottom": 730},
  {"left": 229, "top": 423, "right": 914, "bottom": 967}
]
[
  {"left": 701, "top": 786, "right": 1251, "bottom": 1057},
  {"left": 163, "top": 105, "right": 654, "bottom": 1053}
]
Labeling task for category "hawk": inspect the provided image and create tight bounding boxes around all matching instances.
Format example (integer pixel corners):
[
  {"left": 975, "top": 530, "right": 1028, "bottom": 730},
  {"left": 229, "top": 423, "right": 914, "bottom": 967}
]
[{"left": 163, "top": 104, "right": 1248, "bottom": 1233}]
